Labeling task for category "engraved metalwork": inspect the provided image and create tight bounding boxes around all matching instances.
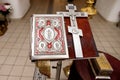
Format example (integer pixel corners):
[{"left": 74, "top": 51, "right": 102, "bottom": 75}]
[
  {"left": 57, "top": 4, "right": 87, "bottom": 58},
  {"left": 31, "top": 14, "right": 68, "bottom": 60}
]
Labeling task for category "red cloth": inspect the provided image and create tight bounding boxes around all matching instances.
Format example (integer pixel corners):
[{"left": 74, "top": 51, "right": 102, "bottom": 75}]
[{"left": 69, "top": 51, "right": 120, "bottom": 80}]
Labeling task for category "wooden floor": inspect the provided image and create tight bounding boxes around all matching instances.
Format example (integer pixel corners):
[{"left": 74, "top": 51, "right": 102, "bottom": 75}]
[{"left": 0, "top": 0, "right": 120, "bottom": 80}]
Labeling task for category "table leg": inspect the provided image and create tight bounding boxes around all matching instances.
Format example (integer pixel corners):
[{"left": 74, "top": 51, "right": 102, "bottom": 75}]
[{"left": 56, "top": 60, "right": 62, "bottom": 80}]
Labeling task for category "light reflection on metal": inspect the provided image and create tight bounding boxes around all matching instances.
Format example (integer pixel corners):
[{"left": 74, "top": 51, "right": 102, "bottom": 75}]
[{"left": 63, "top": 64, "right": 71, "bottom": 77}]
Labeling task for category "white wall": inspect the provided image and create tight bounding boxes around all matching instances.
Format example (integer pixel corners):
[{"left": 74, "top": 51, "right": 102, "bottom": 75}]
[
  {"left": 96, "top": 0, "right": 120, "bottom": 22},
  {"left": 1, "top": 0, "right": 30, "bottom": 19}
]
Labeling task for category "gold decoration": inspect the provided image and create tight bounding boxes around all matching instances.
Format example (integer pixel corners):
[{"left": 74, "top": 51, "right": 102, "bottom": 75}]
[
  {"left": 36, "top": 60, "right": 51, "bottom": 78},
  {"left": 95, "top": 53, "right": 113, "bottom": 72},
  {"left": 81, "top": 0, "right": 97, "bottom": 18},
  {"left": 89, "top": 53, "right": 113, "bottom": 78},
  {"left": 63, "top": 64, "right": 72, "bottom": 77},
  {"left": 0, "top": 22, "right": 7, "bottom": 36},
  {"left": 0, "top": 14, "right": 8, "bottom": 36}
]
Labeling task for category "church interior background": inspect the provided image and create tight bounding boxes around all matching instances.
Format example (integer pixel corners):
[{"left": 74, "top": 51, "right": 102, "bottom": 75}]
[{"left": 0, "top": 0, "right": 120, "bottom": 80}]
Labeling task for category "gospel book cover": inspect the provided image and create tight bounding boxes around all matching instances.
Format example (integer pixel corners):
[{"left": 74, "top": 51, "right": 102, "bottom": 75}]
[{"left": 31, "top": 14, "right": 68, "bottom": 60}]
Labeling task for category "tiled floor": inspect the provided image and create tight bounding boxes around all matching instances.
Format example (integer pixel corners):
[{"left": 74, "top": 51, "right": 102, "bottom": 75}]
[{"left": 0, "top": 0, "right": 120, "bottom": 80}]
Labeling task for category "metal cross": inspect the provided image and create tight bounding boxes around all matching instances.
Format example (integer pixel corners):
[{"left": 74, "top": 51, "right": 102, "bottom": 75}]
[{"left": 57, "top": 4, "right": 88, "bottom": 58}]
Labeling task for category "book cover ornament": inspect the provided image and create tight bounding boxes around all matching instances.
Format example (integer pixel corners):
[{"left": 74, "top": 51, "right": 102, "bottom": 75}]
[{"left": 31, "top": 15, "right": 68, "bottom": 60}]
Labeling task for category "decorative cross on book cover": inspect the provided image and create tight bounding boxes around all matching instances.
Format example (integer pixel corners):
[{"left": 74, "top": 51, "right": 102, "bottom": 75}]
[{"left": 31, "top": 14, "right": 68, "bottom": 60}]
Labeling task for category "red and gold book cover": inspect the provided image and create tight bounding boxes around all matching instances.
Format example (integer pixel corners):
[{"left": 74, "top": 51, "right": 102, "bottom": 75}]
[{"left": 31, "top": 14, "right": 68, "bottom": 60}]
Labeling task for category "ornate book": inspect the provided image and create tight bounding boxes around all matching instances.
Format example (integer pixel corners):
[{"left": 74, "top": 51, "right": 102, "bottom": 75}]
[{"left": 31, "top": 14, "right": 68, "bottom": 60}]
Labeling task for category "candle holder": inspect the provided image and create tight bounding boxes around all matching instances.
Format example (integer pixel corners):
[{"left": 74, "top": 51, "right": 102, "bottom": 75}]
[{"left": 81, "top": 0, "right": 97, "bottom": 18}]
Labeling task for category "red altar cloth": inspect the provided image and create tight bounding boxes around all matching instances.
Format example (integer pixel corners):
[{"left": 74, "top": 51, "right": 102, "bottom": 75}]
[
  {"left": 69, "top": 51, "right": 120, "bottom": 80},
  {"left": 64, "top": 17, "right": 98, "bottom": 59}
]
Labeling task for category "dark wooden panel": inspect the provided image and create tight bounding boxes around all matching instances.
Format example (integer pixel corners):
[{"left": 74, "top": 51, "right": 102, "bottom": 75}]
[{"left": 64, "top": 17, "right": 98, "bottom": 59}]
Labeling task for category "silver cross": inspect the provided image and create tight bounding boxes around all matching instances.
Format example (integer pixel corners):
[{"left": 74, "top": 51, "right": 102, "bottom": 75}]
[{"left": 57, "top": 4, "right": 88, "bottom": 58}]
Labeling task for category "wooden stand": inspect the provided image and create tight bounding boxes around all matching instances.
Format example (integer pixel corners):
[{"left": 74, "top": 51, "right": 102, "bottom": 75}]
[
  {"left": 31, "top": 4, "right": 98, "bottom": 80},
  {"left": 0, "top": 14, "right": 8, "bottom": 36}
]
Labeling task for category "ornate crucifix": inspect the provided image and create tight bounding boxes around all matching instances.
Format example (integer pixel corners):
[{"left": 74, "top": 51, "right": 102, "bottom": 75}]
[{"left": 57, "top": 4, "right": 88, "bottom": 58}]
